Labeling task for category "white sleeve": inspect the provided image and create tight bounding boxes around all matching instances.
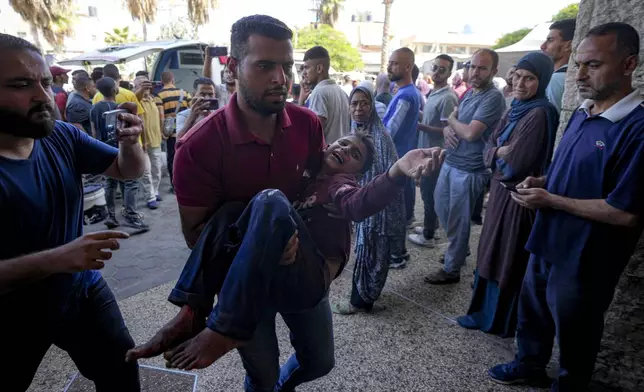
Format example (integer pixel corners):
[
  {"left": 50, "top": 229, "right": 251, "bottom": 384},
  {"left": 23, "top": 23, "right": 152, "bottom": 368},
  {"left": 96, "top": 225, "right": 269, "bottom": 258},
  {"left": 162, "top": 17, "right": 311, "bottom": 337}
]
[{"left": 176, "top": 109, "right": 188, "bottom": 131}]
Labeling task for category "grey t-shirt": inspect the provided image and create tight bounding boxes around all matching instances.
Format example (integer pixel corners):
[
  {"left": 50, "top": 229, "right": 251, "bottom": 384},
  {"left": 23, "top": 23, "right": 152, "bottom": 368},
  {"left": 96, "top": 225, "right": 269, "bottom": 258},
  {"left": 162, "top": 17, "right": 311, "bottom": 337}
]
[
  {"left": 418, "top": 86, "right": 459, "bottom": 149},
  {"left": 546, "top": 66, "right": 567, "bottom": 113},
  {"left": 308, "top": 79, "right": 351, "bottom": 144},
  {"left": 445, "top": 85, "right": 505, "bottom": 172}
]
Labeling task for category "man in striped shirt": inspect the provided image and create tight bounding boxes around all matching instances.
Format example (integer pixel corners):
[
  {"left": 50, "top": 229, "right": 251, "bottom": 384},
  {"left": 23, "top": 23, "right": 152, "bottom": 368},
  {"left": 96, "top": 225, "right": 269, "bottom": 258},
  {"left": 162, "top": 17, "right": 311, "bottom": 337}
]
[{"left": 157, "top": 71, "right": 191, "bottom": 191}]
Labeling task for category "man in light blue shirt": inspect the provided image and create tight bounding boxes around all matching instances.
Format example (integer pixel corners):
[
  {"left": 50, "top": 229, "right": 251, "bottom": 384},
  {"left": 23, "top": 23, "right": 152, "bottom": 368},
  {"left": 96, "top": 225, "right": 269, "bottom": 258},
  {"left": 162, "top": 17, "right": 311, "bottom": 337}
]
[
  {"left": 382, "top": 47, "right": 421, "bottom": 268},
  {"left": 541, "top": 19, "right": 576, "bottom": 113},
  {"left": 427, "top": 49, "right": 505, "bottom": 284}
]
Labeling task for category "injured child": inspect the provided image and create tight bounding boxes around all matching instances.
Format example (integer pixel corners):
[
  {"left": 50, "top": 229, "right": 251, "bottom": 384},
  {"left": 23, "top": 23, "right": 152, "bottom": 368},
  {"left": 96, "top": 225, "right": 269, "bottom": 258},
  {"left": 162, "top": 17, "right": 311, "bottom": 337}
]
[{"left": 126, "top": 132, "right": 444, "bottom": 370}]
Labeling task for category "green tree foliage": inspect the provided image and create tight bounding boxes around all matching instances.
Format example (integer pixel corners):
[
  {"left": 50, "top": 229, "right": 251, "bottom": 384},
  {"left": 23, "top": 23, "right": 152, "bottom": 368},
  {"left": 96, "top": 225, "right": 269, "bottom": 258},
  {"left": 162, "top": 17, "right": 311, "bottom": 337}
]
[
  {"left": 492, "top": 28, "right": 532, "bottom": 50},
  {"left": 295, "top": 25, "right": 363, "bottom": 72},
  {"left": 104, "top": 26, "right": 138, "bottom": 46},
  {"left": 552, "top": 3, "right": 579, "bottom": 22}
]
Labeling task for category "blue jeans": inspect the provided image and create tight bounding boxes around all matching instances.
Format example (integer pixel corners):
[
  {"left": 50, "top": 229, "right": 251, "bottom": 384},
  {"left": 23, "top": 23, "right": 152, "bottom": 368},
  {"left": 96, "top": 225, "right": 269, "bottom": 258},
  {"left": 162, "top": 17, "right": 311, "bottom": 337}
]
[
  {"left": 170, "top": 189, "right": 334, "bottom": 392},
  {"left": 105, "top": 178, "right": 139, "bottom": 217},
  {"left": 515, "top": 254, "right": 628, "bottom": 391},
  {"left": 434, "top": 163, "right": 488, "bottom": 276},
  {"left": 0, "top": 273, "right": 139, "bottom": 391}
]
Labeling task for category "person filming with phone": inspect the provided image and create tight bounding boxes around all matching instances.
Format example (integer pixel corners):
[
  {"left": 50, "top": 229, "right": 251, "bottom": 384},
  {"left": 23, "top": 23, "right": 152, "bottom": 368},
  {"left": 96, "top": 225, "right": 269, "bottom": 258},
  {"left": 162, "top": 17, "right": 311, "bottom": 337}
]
[
  {"left": 0, "top": 33, "right": 146, "bottom": 391},
  {"left": 176, "top": 77, "right": 218, "bottom": 139}
]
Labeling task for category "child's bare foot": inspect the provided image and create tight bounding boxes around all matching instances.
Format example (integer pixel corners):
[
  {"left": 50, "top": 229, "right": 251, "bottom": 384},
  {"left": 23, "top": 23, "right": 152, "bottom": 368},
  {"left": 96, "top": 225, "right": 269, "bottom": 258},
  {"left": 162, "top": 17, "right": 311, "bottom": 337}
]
[
  {"left": 163, "top": 328, "right": 242, "bottom": 370},
  {"left": 125, "top": 305, "right": 204, "bottom": 362}
]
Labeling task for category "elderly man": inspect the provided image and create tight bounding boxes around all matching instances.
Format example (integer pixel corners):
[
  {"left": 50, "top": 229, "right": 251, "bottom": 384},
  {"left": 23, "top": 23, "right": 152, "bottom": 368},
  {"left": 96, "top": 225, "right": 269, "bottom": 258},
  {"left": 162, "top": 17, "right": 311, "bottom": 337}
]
[
  {"left": 489, "top": 22, "right": 644, "bottom": 391},
  {"left": 0, "top": 33, "right": 146, "bottom": 391}
]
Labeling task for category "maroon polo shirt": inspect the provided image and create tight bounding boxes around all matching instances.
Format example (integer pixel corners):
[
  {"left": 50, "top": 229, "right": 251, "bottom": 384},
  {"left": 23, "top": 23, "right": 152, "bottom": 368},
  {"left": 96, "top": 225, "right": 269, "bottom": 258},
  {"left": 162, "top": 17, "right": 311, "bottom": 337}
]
[{"left": 174, "top": 93, "right": 325, "bottom": 209}]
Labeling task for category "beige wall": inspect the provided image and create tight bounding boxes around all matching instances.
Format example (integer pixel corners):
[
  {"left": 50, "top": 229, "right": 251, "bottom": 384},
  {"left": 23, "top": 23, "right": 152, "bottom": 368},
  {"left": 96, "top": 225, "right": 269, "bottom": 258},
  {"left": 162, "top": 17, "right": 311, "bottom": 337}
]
[{"left": 555, "top": 0, "right": 644, "bottom": 145}]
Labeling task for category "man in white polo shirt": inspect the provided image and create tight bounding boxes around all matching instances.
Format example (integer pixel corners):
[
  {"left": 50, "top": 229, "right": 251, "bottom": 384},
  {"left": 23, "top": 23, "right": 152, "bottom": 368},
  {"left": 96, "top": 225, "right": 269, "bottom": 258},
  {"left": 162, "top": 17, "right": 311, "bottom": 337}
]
[{"left": 300, "top": 46, "right": 350, "bottom": 144}]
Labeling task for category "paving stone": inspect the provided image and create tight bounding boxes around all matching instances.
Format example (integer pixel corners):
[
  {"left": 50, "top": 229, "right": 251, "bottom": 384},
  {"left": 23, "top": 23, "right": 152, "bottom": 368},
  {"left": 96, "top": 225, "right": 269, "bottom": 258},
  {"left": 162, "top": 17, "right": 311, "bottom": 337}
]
[{"left": 113, "top": 266, "right": 143, "bottom": 280}]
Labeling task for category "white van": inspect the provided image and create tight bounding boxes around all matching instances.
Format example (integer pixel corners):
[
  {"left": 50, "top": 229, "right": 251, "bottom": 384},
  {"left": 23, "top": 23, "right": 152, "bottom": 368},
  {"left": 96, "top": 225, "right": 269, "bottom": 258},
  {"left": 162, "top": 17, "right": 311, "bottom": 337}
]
[{"left": 57, "top": 40, "right": 227, "bottom": 92}]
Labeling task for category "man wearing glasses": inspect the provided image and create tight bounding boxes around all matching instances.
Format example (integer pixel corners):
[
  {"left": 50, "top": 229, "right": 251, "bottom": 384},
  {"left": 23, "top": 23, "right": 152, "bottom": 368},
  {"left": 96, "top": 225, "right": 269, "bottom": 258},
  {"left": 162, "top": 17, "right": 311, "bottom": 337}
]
[{"left": 409, "top": 54, "right": 459, "bottom": 248}]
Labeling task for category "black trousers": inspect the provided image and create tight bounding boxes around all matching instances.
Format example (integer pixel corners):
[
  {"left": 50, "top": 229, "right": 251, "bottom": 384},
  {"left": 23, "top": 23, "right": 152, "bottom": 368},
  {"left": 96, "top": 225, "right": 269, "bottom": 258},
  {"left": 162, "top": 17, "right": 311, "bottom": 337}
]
[
  {"left": 2, "top": 276, "right": 139, "bottom": 392},
  {"left": 166, "top": 136, "right": 177, "bottom": 185},
  {"left": 420, "top": 167, "right": 440, "bottom": 239}
]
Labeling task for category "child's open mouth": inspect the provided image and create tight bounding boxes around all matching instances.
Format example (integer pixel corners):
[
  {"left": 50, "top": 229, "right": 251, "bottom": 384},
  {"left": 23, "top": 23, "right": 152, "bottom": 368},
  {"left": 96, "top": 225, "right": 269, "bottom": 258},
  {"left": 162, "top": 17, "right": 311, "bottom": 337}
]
[{"left": 331, "top": 151, "right": 345, "bottom": 164}]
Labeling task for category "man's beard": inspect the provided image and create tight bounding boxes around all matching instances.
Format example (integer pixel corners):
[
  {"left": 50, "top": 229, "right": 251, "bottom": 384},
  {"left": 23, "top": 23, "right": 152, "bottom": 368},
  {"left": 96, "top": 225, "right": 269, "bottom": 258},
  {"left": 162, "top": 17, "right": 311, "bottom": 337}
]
[
  {"left": 0, "top": 104, "right": 56, "bottom": 139},
  {"left": 389, "top": 73, "right": 403, "bottom": 82},
  {"left": 238, "top": 74, "right": 288, "bottom": 117}
]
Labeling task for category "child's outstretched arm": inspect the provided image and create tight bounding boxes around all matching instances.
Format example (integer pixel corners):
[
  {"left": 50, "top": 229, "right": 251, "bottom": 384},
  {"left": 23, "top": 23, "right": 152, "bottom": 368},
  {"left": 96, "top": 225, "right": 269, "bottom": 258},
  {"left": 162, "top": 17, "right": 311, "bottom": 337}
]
[{"left": 329, "top": 147, "right": 445, "bottom": 222}]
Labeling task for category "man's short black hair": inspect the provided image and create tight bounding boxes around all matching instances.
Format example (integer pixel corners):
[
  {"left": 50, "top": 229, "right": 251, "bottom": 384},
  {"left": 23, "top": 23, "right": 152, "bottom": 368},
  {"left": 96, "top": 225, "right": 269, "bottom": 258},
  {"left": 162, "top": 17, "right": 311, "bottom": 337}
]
[
  {"left": 90, "top": 68, "right": 103, "bottom": 83},
  {"left": 586, "top": 22, "right": 640, "bottom": 57},
  {"left": 72, "top": 69, "right": 89, "bottom": 77},
  {"left": 473, "top": 48, "right": 499, "bottom": 69},
  {"left": 303, "top": 46, "right": 330, "bottom": 68},
  {"left": 435, "top": 54, "right": 455, "bottom": 72},
  {"left": 412, "top": 64, "right": 420, "bottom": 82},
  {"left": 75, "top": 75, "right": 92, "bottom": 90},
  {"left": 0, "top": 33, "right": 40, "bottom": 54},
  {"left": 550, "top": 19, "right": 576, "bottom": 42},
  {"left": 230, "top": 15, "right": 293, "bottom": 60},
  {"left": 103, "top": 64, "right": 120, "bottom": 80},
  {"left": 135, "top": 70, "right": 149, "bottom": 78},
  {"left": 193, "top": 77, "right": 215, "bottom": 90},
  {"left": 96, "top": 77, "right": 117, "bottom": 98},
  {"left": 119, "top": 80, "right": 133, "bottom": 90}
]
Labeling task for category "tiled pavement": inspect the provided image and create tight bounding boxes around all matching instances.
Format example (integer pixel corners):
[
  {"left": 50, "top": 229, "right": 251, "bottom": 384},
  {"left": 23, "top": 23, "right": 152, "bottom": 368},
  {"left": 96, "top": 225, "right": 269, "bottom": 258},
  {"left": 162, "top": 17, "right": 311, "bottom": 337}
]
[{"left": 84, "top": 178, "right": 190, "bottom": 300}]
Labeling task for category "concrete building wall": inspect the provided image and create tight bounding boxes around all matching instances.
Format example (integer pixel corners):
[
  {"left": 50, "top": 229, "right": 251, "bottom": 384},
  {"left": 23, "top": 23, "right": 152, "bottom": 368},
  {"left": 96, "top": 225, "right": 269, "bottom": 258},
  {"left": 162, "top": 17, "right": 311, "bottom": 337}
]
[
  {"left": 555, "top": 0, "right": 644, "bottom": 145},
  {"left": 557, "top": 1, "right": 644, "bottom": 391}
]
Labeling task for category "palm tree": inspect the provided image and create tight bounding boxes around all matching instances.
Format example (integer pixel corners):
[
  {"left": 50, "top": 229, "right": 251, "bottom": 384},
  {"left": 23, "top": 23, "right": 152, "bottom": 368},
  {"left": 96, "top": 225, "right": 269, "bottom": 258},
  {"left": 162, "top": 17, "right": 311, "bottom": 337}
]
[
  {"left": 125, "top": 0, "right": 158, "bottom": 41},
  {"left": 380, "top": 0, "right": 393, "bottom": 72},
  {"left": 188, "top": 0, "right": 219, "bottom": 32},
  {"left": 319, "top": 0, "right": 344, "bottom": 28},
  {"left": 9, "top": 0, "right": 75, "bottom": 50},
  {"left": 105, "top": 26, "right": 138, "bottom": 46}
]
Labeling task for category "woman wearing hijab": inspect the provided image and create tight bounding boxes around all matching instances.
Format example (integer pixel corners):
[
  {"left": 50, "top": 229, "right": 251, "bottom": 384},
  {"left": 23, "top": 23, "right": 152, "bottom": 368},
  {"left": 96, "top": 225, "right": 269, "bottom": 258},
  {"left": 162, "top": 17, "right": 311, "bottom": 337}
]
[
  {"left": 332, "top": 85, "right": 407, "bottom": 315},
  {"left": 456, "top": 52, "right": 560, "bottom": 337}
]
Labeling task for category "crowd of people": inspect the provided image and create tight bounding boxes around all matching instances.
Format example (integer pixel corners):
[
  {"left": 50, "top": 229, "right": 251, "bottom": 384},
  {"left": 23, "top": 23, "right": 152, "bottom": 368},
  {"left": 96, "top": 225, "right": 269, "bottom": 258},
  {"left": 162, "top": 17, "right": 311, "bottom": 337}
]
[{"left": 0, "top": 11, "right": 642, "bottom": 392}]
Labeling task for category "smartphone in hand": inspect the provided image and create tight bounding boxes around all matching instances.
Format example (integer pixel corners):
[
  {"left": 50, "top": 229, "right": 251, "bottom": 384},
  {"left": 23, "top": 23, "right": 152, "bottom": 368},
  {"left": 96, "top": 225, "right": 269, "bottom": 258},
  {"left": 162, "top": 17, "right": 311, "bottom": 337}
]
[
  {"left": 103, "top": 109, "right": 128, "bottom": 145},
  {"left": 208, "top": 46, "right": 228, "bottom": 57},
  {"left": 204, "top": 98, "right": 219, "bottom": 111},
  {"left": 500, "top": 181, "right": 519, "bottom": 193}
]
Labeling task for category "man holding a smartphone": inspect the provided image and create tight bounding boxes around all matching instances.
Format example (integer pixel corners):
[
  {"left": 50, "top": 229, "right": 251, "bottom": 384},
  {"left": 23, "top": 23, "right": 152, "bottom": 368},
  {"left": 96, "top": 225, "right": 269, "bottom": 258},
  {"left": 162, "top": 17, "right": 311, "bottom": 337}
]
[
  {"left": 0, "top": 33, "right": 147, "bottom": 391},
  {"left": 176, "top": 77, "right": 218, "bottom": 139}
]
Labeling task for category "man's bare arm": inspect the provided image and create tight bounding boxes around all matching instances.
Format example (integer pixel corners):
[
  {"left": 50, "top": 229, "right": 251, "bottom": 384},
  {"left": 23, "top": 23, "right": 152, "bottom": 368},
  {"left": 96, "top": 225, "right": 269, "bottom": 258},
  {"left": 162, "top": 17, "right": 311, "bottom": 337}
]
[
  {"left": 549, "top": 197, "right": 638, "bottom": 227},
  {"left": 418, "top": 120, "right": 448, "bottom": 134},
  {"left": 447, "top": 117, "right": 488, "bottom": 142},
  {"left": 179, "top": 205, "right": 214, "bottom": 248},
  {"left": 0, "top": 251, "right": 57, "bottom": 296}
]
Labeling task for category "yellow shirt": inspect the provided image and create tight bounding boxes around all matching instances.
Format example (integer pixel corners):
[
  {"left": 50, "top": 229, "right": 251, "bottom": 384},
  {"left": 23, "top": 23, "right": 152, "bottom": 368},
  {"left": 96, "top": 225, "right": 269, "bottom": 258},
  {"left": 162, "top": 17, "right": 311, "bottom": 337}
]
[
  {"left": 93, "top": 87, "right": 145, "bottom": 115},
  {"left": 140, "top": 95, "right": 163, "bottom": 149}
]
